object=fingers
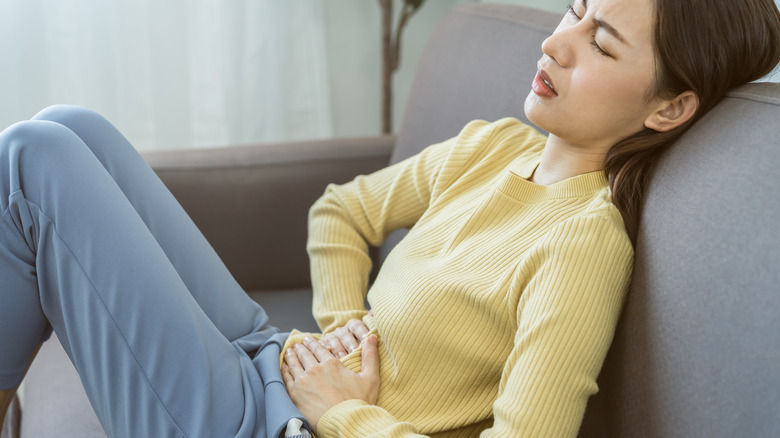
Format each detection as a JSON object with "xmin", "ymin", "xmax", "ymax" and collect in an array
[
  {"xmin": 281, "ymin": 363, "xmax": 294, "ymax": 388},
  {"xmin": 284, "ymin": 348, "xmax": 306, "ymax": 379},
  {"xmin": 346, "ymin": 318, "xmax": 370, "ymax": 343},
  {"xmin": 320, "ymin": 318, "xmax": 370, "ymax": 358},
  {"xmin": 320, "ymin": 333, "xmax": 349, "ymax": 359},
  {"xmin": 334, "ymin": 319, "xmax": 369, "ymax": 354},
  {"xmin": 360, "ymin": 335, "xmax": 380, "ymax": 377},
  {"xmin": 336, "ymin": 328, "xmax": 359, "ymax": 354},
  {"xmin": 303, "ymin": 337, "xmax": 335, "ymax": 363},
  {"xmin": 359, "ymin": 335, "xmax": 381, "ymax": 405},
  {"xmin": 296, "ymin": 343, "xmax": 322, "ymax": 370}
]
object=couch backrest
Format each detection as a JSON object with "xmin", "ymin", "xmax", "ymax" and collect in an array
[
  {"xmin": 392, "ymin": 4, "xmax": 559, "ymax": 164},
  {"xmin": 381, "ymin": 3, "xmax": 559, "ymax": 256},
  {"xmin": 393, "ymin": 4, "xmax": 780, "ymax": 437},
  {"xmin": 580, "ymin": 83, "xmax": 780, "ymax": 437}
]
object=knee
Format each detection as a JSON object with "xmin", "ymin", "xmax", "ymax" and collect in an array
[
  {"xmin": 32, "ymin": 105, "xmax": 107, "ymax": 130},
  {"xmin": 30, "ymin": 106, "xmax": 129, "ymax": 160},
  {"xmin": 0, "ymin": 120, "xmax": 85, "ymax": 167}
]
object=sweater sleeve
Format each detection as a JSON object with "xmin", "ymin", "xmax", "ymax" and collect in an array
[
  {"xmin": 316, "ymin": 400, "xmax": 427, "ymax": 438},
  {"xmin": 307, "ymin": 135, "xmax": 458, "ymax": 333},
  {"xmin": 482, "ymin": 214, "xmax": 634, "ymax": 438}
]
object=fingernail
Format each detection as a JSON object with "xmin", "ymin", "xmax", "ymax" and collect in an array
[
  {"xmin": 337, "ymin": 352, "xmax": 346, "ymax": 358},
  {"xmin": 303, "ymin": 337, "xmax": 312, "ymax": 345}
]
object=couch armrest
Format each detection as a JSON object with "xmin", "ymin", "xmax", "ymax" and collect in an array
[{"xmin": 141, "ymin": 136, "xmax": 394, "ymax": 292}]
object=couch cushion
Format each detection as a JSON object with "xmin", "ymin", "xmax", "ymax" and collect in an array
[
  {"xmin": 20, "ymin": 334, "xmax": 106, "ymax": 438},
  {"xmin": 247, "ymin": 288, "xmax": 319, "ymax": 333},
  {"xmin": 579, "ymin": 82, "xmax": 780, "ymax": 437},
  {"xmin": 1, "ymin": 394, "xmax": 21, "ymax": 438}
]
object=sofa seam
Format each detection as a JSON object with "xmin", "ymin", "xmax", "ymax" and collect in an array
[{"xmin": 150, "ymin": 155, "xmax": 391, "ymax": 173}]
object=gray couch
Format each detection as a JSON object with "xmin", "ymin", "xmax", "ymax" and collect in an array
[{"xmin": 3, "ymin": 3, "xmax": 779, "ymax": 437}]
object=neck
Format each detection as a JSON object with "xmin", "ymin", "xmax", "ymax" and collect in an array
[{"xmin": 531, "ymin": 134, "xmax": 607, "ymax": 186}]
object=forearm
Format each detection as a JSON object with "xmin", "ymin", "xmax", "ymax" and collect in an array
[
  {"xmin": 307, "ymin": 190, "xmax": 375, "ymax": 332},
  {"xmin": 307, "ymin": 135, "xmax": 455, "ymax": 331}
]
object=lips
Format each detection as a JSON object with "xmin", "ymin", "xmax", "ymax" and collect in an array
[{"xmin": 532, "ymin": 63, "xmax": 558, "ymax": 98}]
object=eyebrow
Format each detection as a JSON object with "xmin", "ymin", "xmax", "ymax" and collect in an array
[
  {"xmin": 593, "ymin": 17, "xmax": 630, "ymax": 46},
  {"xmin": 581, "ymin": 0, "xmax": 631, "ymax": 47}
]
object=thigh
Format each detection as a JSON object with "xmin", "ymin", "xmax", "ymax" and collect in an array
[
  {"xmin": 32, "ymin": 105, "xmax": 274, "ymax": 343},
  {"xmin": 0, "ymin": 120, "xmax": 267, "ymax": 437}
]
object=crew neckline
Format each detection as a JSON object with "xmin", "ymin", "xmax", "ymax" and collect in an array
[{"xmin": 500, "ymin": 154, "xmax": 608, "ymax": 202}]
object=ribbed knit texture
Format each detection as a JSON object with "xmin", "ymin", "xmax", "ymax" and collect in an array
[{"xmin": 282, "ymin": 118, "xmax": 634, "ymax": 437}]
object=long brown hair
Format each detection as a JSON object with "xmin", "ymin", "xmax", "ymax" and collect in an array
[{"xmin": 605, "ymin": 0, "xmax": 780, "ymax": 245}]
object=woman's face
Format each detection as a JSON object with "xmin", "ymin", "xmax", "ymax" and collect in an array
[{"xmin": 524, "ymin": 0, "xmax": 660, "ymax": 151}]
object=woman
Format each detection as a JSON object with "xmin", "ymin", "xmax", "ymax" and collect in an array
[
  {"xmin": 280, "ymin": 0, "xmax": 780, "ymax": 436},
  {"xmin": 1, "ymin": 1, "xmax": 778, "ymax": 438}
]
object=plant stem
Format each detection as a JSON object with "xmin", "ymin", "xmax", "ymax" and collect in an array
[{"xmin": 380, "ymin": 0, "xmax": 393, "ymax": 134}]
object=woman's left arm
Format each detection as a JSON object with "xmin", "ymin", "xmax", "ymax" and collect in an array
[{"xmin": 482, "ymin": 215, "xmax": 634, "ymax": 437}]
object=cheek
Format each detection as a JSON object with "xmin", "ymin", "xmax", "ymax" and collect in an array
[{"xmin": 574, "ymin": 69, "xmax": 655, "ymax": 120}]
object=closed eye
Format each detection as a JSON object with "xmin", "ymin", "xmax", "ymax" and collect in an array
[
  {"xmin": 567, "ymin": 4, "xmax": 581, "ymax": 20},
  {"xmin": 566, "ymin": 4, "xmax": 614, "ymax": 59},
  {"xmin": 591, "ymin": 40, "xmax": 612, "ymax": 58}
]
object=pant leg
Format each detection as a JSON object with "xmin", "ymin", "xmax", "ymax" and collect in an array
[
  {"xmin": 0, "ymin": 120, "xmax": 265, "ymax": 437},
  {"xmin": 31, "ymin": 105, "xmax": 276, "ymax": 344}
]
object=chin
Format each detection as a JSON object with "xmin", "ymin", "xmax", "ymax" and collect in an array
[{"xmin": 523, "ymin": 91, "xmax": 552, "ymax": 132}]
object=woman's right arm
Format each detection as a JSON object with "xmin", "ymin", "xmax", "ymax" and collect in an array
[{"xmin": 307, "ymin": 135, "xmax": 457, "ymax": 333}]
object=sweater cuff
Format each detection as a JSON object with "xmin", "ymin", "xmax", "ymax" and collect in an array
[{"xmin": 317, "ymin": 399, "xmax": 420, "ymax": 437}]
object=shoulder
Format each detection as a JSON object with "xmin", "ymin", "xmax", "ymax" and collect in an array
[
  {"xmin": 458, "ymin": 117, "xmax": 545, "ymax": 138},
  {"xmin": 584, "ymin": 185, "xmax": 627, "ymax": 225},
  {"xmin": 426, "ymin": 118, "xmax": 547, "ymax": 196},
  {"xmin": 545, "ymin": 207, "xmax": 634, "ymax": 263},
  {"xmin": 456, "ymin": 118, "xmax": 546, "ymax": 150},
  {"xmin": 446, "ymin": 118, "xmax": 547, "ymax": 168}
]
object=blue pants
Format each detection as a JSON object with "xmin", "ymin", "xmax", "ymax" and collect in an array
[{"xmin": 0, "ymin": 106, "xmax": 302, "ymax": 437}]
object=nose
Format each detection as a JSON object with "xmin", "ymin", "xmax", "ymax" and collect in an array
[{"xmin": 541, "ymin": 27, "xmax": 573, "ymax": 68}]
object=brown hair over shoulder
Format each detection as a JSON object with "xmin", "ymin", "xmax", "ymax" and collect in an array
[{"xmin": 605, "ymin": 0, "xmax": 780, "ymax": 245}]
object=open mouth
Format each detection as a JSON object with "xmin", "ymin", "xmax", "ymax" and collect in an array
[{"xmin": 532, "ymin": 63, "xmax": 558, "ymax": 97}]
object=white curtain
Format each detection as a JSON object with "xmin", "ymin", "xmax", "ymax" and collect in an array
[{"xmin": 0, "ymin": 0, "xmax": 333, "ymax": 150}]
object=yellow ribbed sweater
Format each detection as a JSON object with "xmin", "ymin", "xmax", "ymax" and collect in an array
[{"xmin": 282, "ymin": 118, "xmax": 634, "ymax": 437}]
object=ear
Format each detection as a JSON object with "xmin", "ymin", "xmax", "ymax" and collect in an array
[{"xmin": 644, "ymin": 91, "xmax": 699, "ymax": 133}]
